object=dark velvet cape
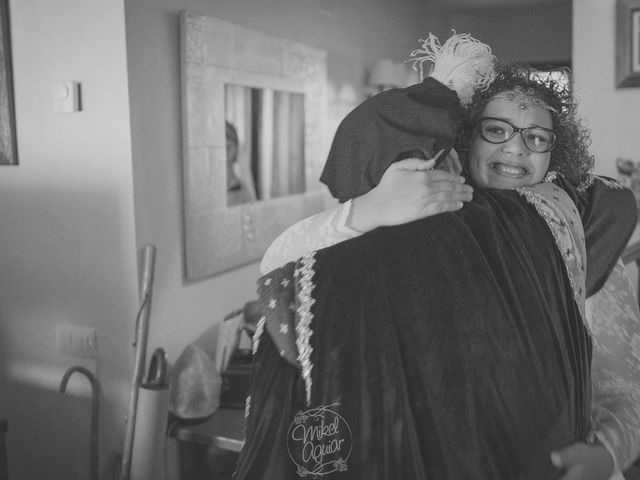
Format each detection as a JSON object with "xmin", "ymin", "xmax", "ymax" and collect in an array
[{"xmin": 234, "ymin": 182, "xmax": 631, "ymax": 480}]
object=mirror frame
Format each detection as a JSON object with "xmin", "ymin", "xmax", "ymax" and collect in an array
[
  {"xmin": 0, "ymin": 0, "xmax": 17, "ymax": 165},
  {"xmin": 180, "ymin": 11, "xmax": 329, "ymax": 279}
]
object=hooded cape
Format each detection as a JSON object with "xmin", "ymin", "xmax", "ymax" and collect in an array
[{"xmin": 320, "ymin": 77, "xmax": 459, "ymax": 203}]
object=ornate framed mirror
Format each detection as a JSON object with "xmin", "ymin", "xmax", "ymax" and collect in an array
[{"xmin": 180, "ymin": 11, "xmax": 329, "ymax": 278}]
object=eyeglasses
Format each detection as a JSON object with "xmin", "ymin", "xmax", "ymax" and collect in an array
[{"xmin": 477, "ymin": 117, "xmax": 557, "ymax": 153}]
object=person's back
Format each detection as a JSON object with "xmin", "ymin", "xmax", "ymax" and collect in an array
[
  {"xmin": 236, "ymin": 183, "xmax": 590, "ymax": 479},
  {"xmin": 238, "ymin": 36, "xmax": 640, "ymax": 479}
]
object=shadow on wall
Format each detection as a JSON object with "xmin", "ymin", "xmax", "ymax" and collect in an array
[
  {"xmin": 4, "ymin": 382, "xmax": 92, "ymax": 479},
  {"xmin": 0, "ymin": 323, "xmax": 8, "ymax": 477},
  {"xmin": 0, "ymin": 184, "xmax": 139, "ymax": 480}
]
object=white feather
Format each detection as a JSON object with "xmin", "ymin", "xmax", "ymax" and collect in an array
[{"xmin": 409, "ymin": 32, "xmax": 496, "ymax": 106}]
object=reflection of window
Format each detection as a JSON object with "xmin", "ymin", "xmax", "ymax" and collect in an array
[{"xmin": 225, "ymin": 84, "xmax": 306, "ymax": 204}]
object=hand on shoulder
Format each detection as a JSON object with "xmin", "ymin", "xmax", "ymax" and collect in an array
[{"xmin": 349, "ymin": 150, "xmax": 473, "ymax": 232}]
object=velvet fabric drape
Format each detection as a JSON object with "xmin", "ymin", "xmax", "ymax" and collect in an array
[{"xmin": 234, "ymin": 188, "xmax": 592, "ymax": 480}]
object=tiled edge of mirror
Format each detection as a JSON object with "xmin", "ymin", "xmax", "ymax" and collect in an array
[
  {"xmin": 180, "ymin": 11, "xmax": 329, "ymax": 279},
  {"xmin": 0, "ymin": 0, "xmax": 17, "ymax": 165}
]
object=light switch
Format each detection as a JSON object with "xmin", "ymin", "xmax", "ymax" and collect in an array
[{"xmin": 54, "ymin": 81, "xmax": 81, "ymax": 112}]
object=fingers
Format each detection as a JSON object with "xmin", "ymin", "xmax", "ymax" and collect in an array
[
  {"xmin": 551, "ymin": 443, "xmax": 614, "ymax": 480},
  {"xmin": 424, "ymin": 168, "xmax": 467, "ymax": 183},
  {"xmin": 387, "ymin": 154, "xmax": 467, "ymax": 184},
  {"xmin": 411, "ymin": 172, "xmax": 474, "ymax": 209},
  {"xmin": 550, "ymin": 451, "xmax": 564, "ymax": 469},
  {"xmin": 551, "ymin": 447, "xmax": 584, "ymax": 480},
  {"xmin": 419, "ymin": 200, "xmax": 465, "ymax": 217},
  {"xmin": 416, "ymin": 176, "xmax": 473, "ymax": 197},
  {"xmin": 413, "ymin": 180, "xmax": 473, "ymax": 219},
  {"xmin": 373, "ymin": 151, "xmax": 474, "ymax": 225},
  {"xmin": 393, "ymin": 157, "xmax": 436, "ymax": 171},
  {"xmin": 424, "ymin": 188, "xmax": 474, "ymax": 205},
  {"xmin": 551, "ymin": 443, "xmax": 588, "ymax": 469},
  {"xmin": 392, "ymin": 149, "xmax": 446, "ymax": 172}
]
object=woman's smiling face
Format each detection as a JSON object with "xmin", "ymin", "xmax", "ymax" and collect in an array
[{"xmin": 468, "ymin": 94, "xmax": 553, "ymax": 189}]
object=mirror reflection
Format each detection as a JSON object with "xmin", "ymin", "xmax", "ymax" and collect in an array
[{"xmin": 225, "ymin": 84, "xmax": 306, "ymax": 206}]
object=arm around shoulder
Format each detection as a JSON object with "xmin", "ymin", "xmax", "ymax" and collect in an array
[{"xmin": 259, "ymin": 200, "xmax": 362, "ymax": 274}]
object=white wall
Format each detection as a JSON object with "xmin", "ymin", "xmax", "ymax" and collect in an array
[
  {"xmin": 573, "ymin": 0, "xmax": 640, "ymax": 178},
  {"xmin": 444, "ymin": 2, "xmax": 572, "ymax": 64},
  {"xmin": 0, "ymin": 0, "xmax": 138, "ymax": 478}
]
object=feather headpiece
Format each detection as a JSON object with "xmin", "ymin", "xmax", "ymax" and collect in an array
[{"xmin": 409, "ymin": 32, "xmax": 496, "ymax": 106}]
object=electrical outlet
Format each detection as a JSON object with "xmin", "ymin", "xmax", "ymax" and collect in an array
[{"xmin": 56, "ymin": 324, "xmax": 97, "ymax": 359}]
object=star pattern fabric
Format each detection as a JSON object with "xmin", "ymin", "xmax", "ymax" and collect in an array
[{"xmin": 256, "ymin": 262, "xmax": 300, "ymax": 368}]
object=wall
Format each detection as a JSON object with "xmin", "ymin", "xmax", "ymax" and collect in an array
[
  {"xmin": 443, "ymin": 2, "xmax": 572, "ymax": 64},
  {"xmin": 123, "ymin": 0, "xmax": 444, "ymax": 374},
  {"xmin": 123, "ymin": 0, "xmax": 573, "ymax": 371},
  {"xmin": 0, "ymin": 0, "xmax": 138, "ymax": 479},
  {"xmin": 573, "ymin": 0, "xmax": 640, "ymax": 178}
]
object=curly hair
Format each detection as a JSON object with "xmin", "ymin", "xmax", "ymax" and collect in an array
[{"xmin": 454, "ymin": 63, "xmax": 594, "ymax": 184}]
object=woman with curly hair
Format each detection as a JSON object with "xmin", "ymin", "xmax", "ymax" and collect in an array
[
  {"xmin": 235, "ymin": 36, "xmax": 640, "ymax": 480},
  {"xmin": 455, "ymin": 63, "xmax": 594, "ymax": 187}
]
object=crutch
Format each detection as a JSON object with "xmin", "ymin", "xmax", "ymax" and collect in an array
[{"xmin": 119, "ymin": 244, "xmax": 157, "ymax": 480}]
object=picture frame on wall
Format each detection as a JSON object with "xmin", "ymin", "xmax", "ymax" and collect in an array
[
  {"xmin": 0, "ymin": 0, "xmax": 17, "ymax": 165},
  {"xmin": 616, "ymin": 0, "xmax": 640, "ymax": 88}
]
